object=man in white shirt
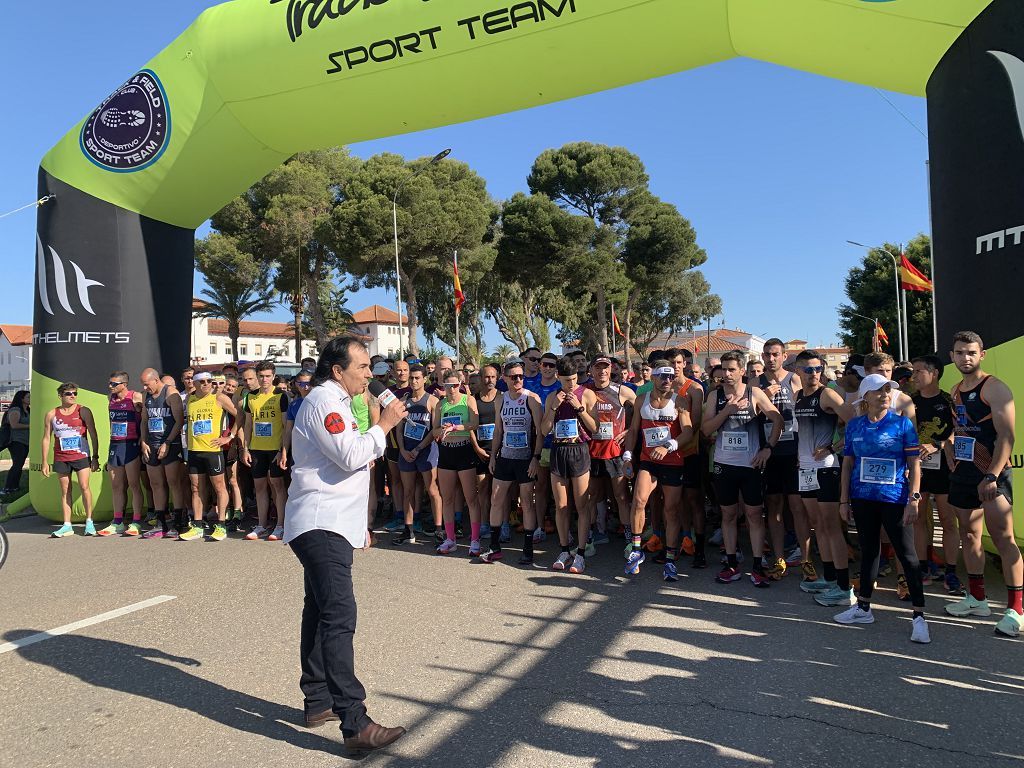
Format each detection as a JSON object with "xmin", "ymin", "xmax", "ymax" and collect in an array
[{"xmin": 284, "ymin": 336, "xmax": 408, "ymax": 755}]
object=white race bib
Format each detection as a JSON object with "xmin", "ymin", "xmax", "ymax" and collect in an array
[
  {"xmin": 111, "ymin": 422, "xmax": 128, "ymax": 438},
  {"xmin": 503, "ymin": 430, "xmax": 528, "ymax": 449},
  {"xmin": 643, "ymin": 426, "xmax": 670, "ymax": 448},
  {"xmin": 255, "ymin": 422, "xmax": 273, "ymax": 438},
  {"xmin": 147, "ymin": 416, "xmax": 164, "ymax": 434},
  {"xmin": 798, "ymin": 468, "xmax": 819, "ymax": 492},
  {"xmin": 860, "ymin": 457, "xmax": 897, "ymax": 485},
  {"xmin": 59, "ymin": 436, "xmax": 81, "ymax": 452},
  {"xmin": 477, "ymin": 423, "xmax": 495, "ymax": 442},
  {"xmin": 595, "ymin": 422, "xmax": 615, "ymax": 440},
  {"xmin": 953, "ymin": 436, "xmax": 975, "ymax": 462},
  {"xmin": 920, "ymin": 449, "xmax": 941, "ymax": 471},
  {"xmin": 404, "ymin": 420, "xmax": 428, "ymax": 441},
  {"xmin": 722, "ymin": 430, "xmax": 749, "ymax": 452},
  {"xmin": 192, "ymin": 419, "xmax": 212, "ymax": 437},
  {"xmin": 555, "ymin": 419, "xmax": 579, "ymax": 440}
]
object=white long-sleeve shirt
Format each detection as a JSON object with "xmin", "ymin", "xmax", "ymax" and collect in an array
[{"xmin": 283, "ymin": 379, "xmax": 385, "ymax": 548}]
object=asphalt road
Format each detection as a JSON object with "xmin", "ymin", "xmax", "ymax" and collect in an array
[{"xmin": 1, "ymin": 514, "xmax": 1021, "ymax": 768}]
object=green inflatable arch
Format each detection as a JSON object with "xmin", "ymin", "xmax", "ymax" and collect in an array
[{"xmin": 23, "ymin": 0, "xmax": 1024, "ymax": 548}]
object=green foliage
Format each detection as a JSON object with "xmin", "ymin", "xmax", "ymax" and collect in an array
[{"xmin": 838, "ymin": 234, "xmax": 934, "ymax": 358}]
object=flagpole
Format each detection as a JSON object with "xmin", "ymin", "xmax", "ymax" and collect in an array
[
  {"xmin": 454, "ymin": 250, "xmax": 460, "ymax": 365},
  {"xmin": 901, "ymin": 289, "xmax": 909, "ymax": 360}
]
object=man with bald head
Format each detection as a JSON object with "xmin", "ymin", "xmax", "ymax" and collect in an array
[{"xmin": 139, "ymin": 368, "xmax": 186, "ymax": 538}]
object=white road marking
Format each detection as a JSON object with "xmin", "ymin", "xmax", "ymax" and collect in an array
[{"xmin": 0, "ymin": 595, "xmax": 176, "ymax": 655}]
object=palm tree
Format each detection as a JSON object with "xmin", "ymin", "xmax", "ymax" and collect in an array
[
  {"xmin": 195, "ymin": 283, "xmax": 278, "ymax": 361},
  {"xmin": 491, "ymin": 343, "xmax": 516, "ymax": 362}
]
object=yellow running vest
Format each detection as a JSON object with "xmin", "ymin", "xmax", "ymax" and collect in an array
[
  {"xmin": 247, "ymin": 391, "xmax": 286, "ymax": 451},
  {"xmin": 187, "ymin": 393, "xmax": 225, "ymax": 453}
]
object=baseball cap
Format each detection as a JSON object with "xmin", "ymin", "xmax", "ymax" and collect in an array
[
  {"xmin": 893, "ymin": 366, "xmax": 913, "ymax": 382},
  {"xmin": 591, "ymin": 356, "xmax": 612, "ymax": 367},
  {"xmin": 372, "ymin": 361, "xmax": 391, "ymax": 376},
  {"xmin": 855, "ymin": 373, "xmax": 899, "ymax": 405}
]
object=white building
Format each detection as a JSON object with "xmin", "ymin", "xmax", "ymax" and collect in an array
[
  {"xmin": 0, "ymin": 325, "xmax": 32, "ymax": 398},
  {"xmin": 351, "ymin": 305, "xmax": 410, "ymax": 359},
  {"xmin": 191, "ymin": 299, "xmax": 318, "ymax": 365}
]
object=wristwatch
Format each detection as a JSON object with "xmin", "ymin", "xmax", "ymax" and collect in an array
[
  {"xmin": 983, "ymin": 473, "xmax": 997, "ymax": 484},
  {"xmin": 910, "ymin": 492, "xmax": 922, "ymax": 502}
]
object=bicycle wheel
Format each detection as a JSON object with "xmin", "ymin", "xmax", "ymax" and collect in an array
[{"xmin": 0, "ymin": 525, "xmax": 8, "ymax": 570}]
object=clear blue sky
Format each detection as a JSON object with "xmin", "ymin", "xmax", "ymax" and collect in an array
[{"xmin": 1, "ymin": 1, "xmax": 931, "ymax": 354}]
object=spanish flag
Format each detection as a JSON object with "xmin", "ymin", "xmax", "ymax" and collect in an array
[
  {"xmin": 453, "ymin": 255, "xmax": 465, "ymax": 315},
  {"xmin": 899, "ymin": 252, "xmax": 932, "ymax": 293},
  {"xmin": 876, "ymin": 322, "xmax": 890, "ymax": 348},
  {"xmin": 612, "ymin": 307, "xmax": 625, "ymax": 338}
]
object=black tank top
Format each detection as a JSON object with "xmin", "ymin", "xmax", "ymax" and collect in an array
[
  {"xmin": 144, "ymin": 385, "xmax": 179, "ymax": 447},
  {"xmin": 476, "ymin": 393, "xmax": 497, "ymax": 451},
  {"xmin": 952, "ymin": 376, "xmax": 1003, "ymax": 477}
]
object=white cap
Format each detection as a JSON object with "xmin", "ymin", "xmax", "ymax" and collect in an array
[
  {"xmin": 193, "ymin": 372, "xmax": 212, "ymax": 382},
  {"xmin": 372, "ymin": 362, "xmax": 391, "ymax": 376},
  {"xmin": 855, "ymin": 373, "xmax": 898, "ymax": 405}
]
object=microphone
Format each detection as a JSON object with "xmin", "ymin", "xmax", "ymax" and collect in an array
[{"xmin": 368, "ymin": 380, "xmax": 397, "ymax": 409}]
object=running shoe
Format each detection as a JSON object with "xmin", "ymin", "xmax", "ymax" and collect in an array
[
  {"xmin": 799, "ymin": 578, "xmax": 832, "ymax": 594},
  {"xmin": 469, "ymin": 539, "xmax": 482, "ymax": 557},
  {"xmin": 479, "ymin": 549, "xmax": 503, "ymax": 564},
  {"xmin": 592, "ymin": 530, "xmax": 610, "ymax": 546},
  {"xmin": 84, "ymin": 520, "xmax": 97, "ymax": 536},
  {"xmin": 210, "ymin": 524, "xmax": 227, "ymax": 542},
  {"xmin": 51, "ymin": 523, "xmax": 74, "ymax": 538},
  {"xmin": 801, "ymin": 561, "xmax": 819, "ymax": 583},
  {"xmin": 785, "ymin": 546, "xmax": 804, "ymax": 567},
  {"xmin": 434, "ymin": 528, "xmax": 445, "ymax": 544},
  {"xmin": 178, "ymin": 524, "xmax": 205, "ymax": 542},
  {"xmin": 624, "ymin": 549, "xmax": 645, "ymax": 575},
  {"xmin": 715, "ymin": 566, "xmax": 742, "ymax": 584},
  {"xmin": 995, "ymin": 609, "xmax": 1023, "ymax": 638},
  {"xmin": 584, "ymin": 540, "xmax": 596, "ymax": 558},
  {"xmin": 623, "ymin": 541, "xmax": 634, "ymax": 559},
  {"xmin": 663, "ymin": 561, "xmax": 678, "ymax": 582},
  {"xmin": 97, "ymin": 522, "xmax": 124, "ymax": 537},
  {"xmin": 944, "ymin": 594, "xmax": 992, "ymax": 617},
  {"xmin": 708, "ymin": 527, "xmax": 723, "ymax": 546},
  {"xmin": 720, "ymin": 550, "xmax": 745, "ymax": 566},
  {"xmin": 517, "ymin": 553, "xmax": 534, "ymax": 565},
  {"xmin": 766, "ymin": 557, "xmax": 786, "ymax": 581},
  {"xmin": 268, "ymin": 526, "xmax": 284, "ymax": 541},
  {"xmin": 479, "ymin": 523, "xmax": 491, "ymax": 538},
  {"xmin": 392, "ymin": 531, "xmax": 416, "ymax": 546},
  {"xmin": 568, "ymin": 554, "xmax": 586, "ymax": 574},
  {"xmin": 749, "ymin": 571, "xmax": 771, "ymax": 589},
  {"xmin": 551, "ymin": 552, "xmax": 572, "ymax": 571},
  {"xmin": 643, "ymin": 534, "xmax": 662, "ymax": 553},
  {"xmin": 944, "ymin": 572, "xmax": 965, "ymax": 596},
  {"xmin": 125, "ymin": 522, "xmax": 142, "ymax": 536},
  {"xmin": 877, "ymin": 558, "xmax": 893, "ymax": 577},
  {"xmin": 815, "ymin": 586, "xmax": 855, "ymax": 607},
  {"xmin": 165, "ymin": 528, "xmax": 178, "ymax": 540},
  {"xmin": 532, "ymin": 528, "xmax": 546, "ymax": 543},
  {"xmin": 142, "ymin": 528, "xmax": 170, "ymax": 539},
  {"xmin": 910, "ymin": 616, "xmax": 931, "ymax": 644},
  {"xmin": 245, "ymin": 525, "xmax": 268, "ymax": 541},
  {"xmin": 921, "ymin": 570, "xmax": 933, "ymax": 587},
  {"xmin": 145, "ymin": 514, "xmax": 158, "ymax": 528},
  {"xmin": 896, "ymin": 575, "xmax": 910, "ymax": 602},
  {"xmin": 691, "ymin": 550, "xmax": 707, "ymax": 569},
  {"xmin": 500, "ymin": 522, "xmax": 511, "ymax": 543},
  {"xmin": 382, "ymin": 517, "xmax": 404, "ymax": 533},
  {"xmin": 834, "ymin": 605, "xmax": 875, "ymax": 625},
  {"xmin": 436, "ymin": 538, "xmax": 458, "ymax": 555}
]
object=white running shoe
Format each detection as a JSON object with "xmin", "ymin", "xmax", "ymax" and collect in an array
[
  {"xmin": 551, "ymin": 552, "xmax": 572, "ymax": 571},
  {"xmin": 532, "ymin": 528, "xmax": 546, "ymax": 543},
  {"xmin": 944, "ymin": 594, "xmax": 991, "ymax": 618},
  {"xmin": 436, "ymin": 538, "xmax": 458, "ymax": 555},
  {"xmin": 910, "ymin": 615, "xmax": 931, "ymax": 644},
  {"xmin": 568, "ymin": 554, "xmax": 586, "ymax": 574},
  {"xmin": 245, "ymin": 525, "xmax": 268, "ymax": 541},
  {"xmin": 469, "ymin": 539, "xmax": 481, "ymax": 557},
  {"xmin": 834, "ymin": 605, "xmax": 875, "ymax": 625}
]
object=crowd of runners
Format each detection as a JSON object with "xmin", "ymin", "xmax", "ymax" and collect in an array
[{"xmin": 38, "ymin": 332, "xmax": 1022, "ymax": 643}]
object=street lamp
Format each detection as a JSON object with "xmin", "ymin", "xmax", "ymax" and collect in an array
[
  {"xmin": 392, "ymin": 148, "xmax": 452, "ymax": 358},
  {"xmin": 846, "ymin": 240, "xmax": 904, "ymax": 362},
  {"xmin": 849, "ymin": 310, "xmax": 881, "ymax": 352}
]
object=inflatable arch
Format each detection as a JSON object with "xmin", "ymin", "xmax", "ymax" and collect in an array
[{"xmin": 21, "ymin": 0, "xmax": 1024, "ymax": 546}]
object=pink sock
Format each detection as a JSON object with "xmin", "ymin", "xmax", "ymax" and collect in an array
[
  {"xmin": 471, "ymin": 522, "xmax": 481, "ymax": 542},
  {"xmin": 445, "ymin": 521, "xmax": 456, "ymax": 541}
]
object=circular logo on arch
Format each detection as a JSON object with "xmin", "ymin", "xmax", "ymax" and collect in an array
[{"xmin": 80, "ymin": 69, "xmax": 170, "ymax": 173}]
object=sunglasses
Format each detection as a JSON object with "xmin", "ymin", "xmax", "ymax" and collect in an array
[
  {"xmin": 296, "ymin": 382, "xmax": 311, "ymax": 389},
  {"xmin": 524, "ymin": 357, "xmax": 541, "ymax": 363},
  {"xmin": 61, "ymin": 391, "xmax": 78, "ymax": 397},
  {"xmin": 802, "ymin": 366, "xmax": 824, "ymax": 374},
  {"xmin": 443, "ymin": 382, "xmax": 460, "ymax": 388},
  {"xmin": 541, "ymin": 362, "xmax": 556, "ymax": 368},
  {"xmin": 108, "ymin": 381, "xmax": 124, "ymax": 388},
  {"xmin": 507, "ymin": 373, "xmax": 525, "ymax": 381},
  {"xmin": 654, "ymin": 373, "xmax": 676, "ymax": 380}
]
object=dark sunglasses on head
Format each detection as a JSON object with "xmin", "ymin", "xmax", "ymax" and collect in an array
[
  {"xmin": 802, "ymin": 366, "xmax": 824, "ymax": 374},
  {"xmin": 541, "ymin": 361, "xmax": 556, "ymax": 368},
  {"xmin": 61, "ymin": 391, "xmax": 78, "ymax": 397}
]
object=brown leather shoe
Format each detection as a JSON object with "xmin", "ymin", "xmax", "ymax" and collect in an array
[
  {"xmin": 343, "ymin": 721, "xmax": 407, "ymax": 753},
  {"xmin": 304, "ymin": 709, "xmax": 339, "ymax": 728}
]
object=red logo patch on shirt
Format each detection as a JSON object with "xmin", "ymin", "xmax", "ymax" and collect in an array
[{"xmin": 324, "ymin": 412, "xmax": 346, "ymax": 434}]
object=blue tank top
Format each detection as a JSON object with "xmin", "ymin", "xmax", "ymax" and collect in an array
[{"xmin": 529, "ymin": 378, "xmax": 562, "ymax": 449}]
